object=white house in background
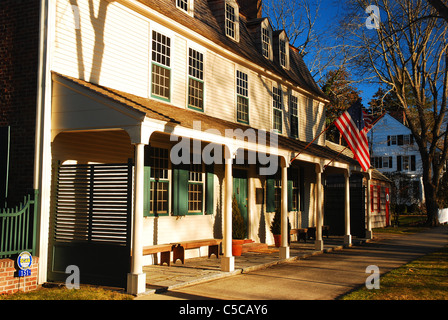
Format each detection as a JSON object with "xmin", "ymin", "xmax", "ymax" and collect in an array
[{"xmin": 368, "ymin": 113, "xmax": 424, "ymax": 205}]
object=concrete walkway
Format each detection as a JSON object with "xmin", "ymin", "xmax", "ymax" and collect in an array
[
  {"xmin": 141, "ymin": 236, "xmax": 352, "ymax": 294},
  {"xmin": 136, "ymin": 226, "xmax": 447, "ymax": 299}
]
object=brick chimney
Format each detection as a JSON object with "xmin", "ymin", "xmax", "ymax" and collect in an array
[{"xmin": 238, "ymin": 0, "xmax": 262, "ymax": 19}]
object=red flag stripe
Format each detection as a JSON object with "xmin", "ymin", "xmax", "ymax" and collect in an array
[
  {"xmin": 337, "ymin": 114, "xmax": 370, "ymax": 170},
  {"xmin": 362, "ymin": 110, "xmax": 373, "ymax": 131},
  {"xmin": 335, "ymin": 112, "xmax": 370, "ymax": 171},
  {"xmin": 337, "ymin": 113, "xmax": 370, "ymax": 160}
]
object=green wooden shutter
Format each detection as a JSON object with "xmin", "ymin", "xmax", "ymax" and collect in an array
[
  {"xmin": 287, "ymin": 168, "xmax": 296, "ymax": 212},
  {"xmin": 266, "ymin": 177, "xmax": 275, "ymax": 212},
  {"xmin": 143, "ymin": 166, "xmax": 151, "ymax": 217},
  {"xmin": 143, "ymin": 145, "xmax": 151, "ymax": 217},
  {"xmin": 205, "ymin": 164, "xmax": 214, "ymax": 215},
  {"xmin": 287, "ymin": 179, "xmax": 293, "ymax": 211},
  {"xmin": 299, "ymin": 167, "xmax": 305, "ymax": 211},
  {"xmin": 172, "ymin": 163, "xmax": 189, "ymax": 216}
]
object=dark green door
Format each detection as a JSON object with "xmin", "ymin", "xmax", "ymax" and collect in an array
[
  {"xmin": 48, "ymin": 162, "xmax": 132, "ymax": 288},
  {"xmin": 233, "ymin": 169, "xmax": 248, "ymax": 238}
]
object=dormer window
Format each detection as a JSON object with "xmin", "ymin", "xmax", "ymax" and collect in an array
[
  {"xmin": 280, "ymin": 40, "xmax": 287, "ymax": 67},
  {"xmin": 262, "ymin": 27, "xmax": 271, "ymax": 59},
  {"xmin": 177, "ymin": 0, "xmax": 194, "ymax": 16},
  {"xmin": 225, "ymin": 1, "xmax": 239, "ymax": 41},
  {"xmin": 275, "ymin": 31, "xmax": 289, "ymax": 69}
]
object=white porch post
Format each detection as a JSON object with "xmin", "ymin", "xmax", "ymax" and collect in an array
[
  {"xmin": 280, "ymin": 160, "xmax": 290, "ymax": 259},
  {"xmin": 221, "ymin": 148, "xmax": 235, "ymax": 272},
  {"xmin": 127, "ymin": 143, "xmax": 147, "ymax": 294},
  {"xmin": 344, "ymin": 169, "xmax": 352, "ymax": 246},
  {"xmin": 315, "ymin": 164, "xmax": 324, "ymax": 251},
  {"xmin": 366, "ymin": 169, "xmax": 373, "ymax": 240}
]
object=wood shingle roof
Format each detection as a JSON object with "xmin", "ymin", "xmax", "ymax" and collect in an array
[{"xmin": 137, "ymin": 0, "xmax": 327, "ymax": 100}]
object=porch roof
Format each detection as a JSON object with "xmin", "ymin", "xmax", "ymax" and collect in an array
[{"xmin": 52, "ymin": 72, "xmax": 358, "ymax": 168}]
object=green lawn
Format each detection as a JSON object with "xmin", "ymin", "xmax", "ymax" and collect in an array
[
  {"xmin": 341, "ymin": 245, "xmax": 448, "ymax": 300},
  {"xmin": 0, "ymin": 284, "xmax": 134, "ymax": 300},
  {"xmin": 373, "ymin": 215, "xmax": 429, "ymax": 235}
]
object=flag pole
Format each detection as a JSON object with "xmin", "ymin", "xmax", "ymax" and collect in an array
[
  {"xmin": 290, "ymin": 124, "xmax": 332, "ymax": 164},
  {"xmin": 323, "ymin": 145, "xmax": 349, "ymax": 170}
]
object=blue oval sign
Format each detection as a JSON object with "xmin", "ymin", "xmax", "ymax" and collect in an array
[{"xmin": 17, "ymin": 251, "xmax": 32, "ymax": 270}]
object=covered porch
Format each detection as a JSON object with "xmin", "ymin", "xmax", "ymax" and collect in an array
[{"xmin": 48, "ymin": 72, "xmax": 371, "ymax": 295}]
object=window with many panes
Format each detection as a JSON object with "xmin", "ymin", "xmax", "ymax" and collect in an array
[
  {"xmin": 388, "ymin": 134, "xmax": 413, "ymax": 146},
  {"xmin": 236, "ymin": 70, "xmax": 249, "ymax": 124},
  {"xmin": 291, "ymin": 174, "xmax": 299, "ymax": 211},
  {"xmin": 148, "ymin": 147, "xmax": 170, "ymax": 215},
  {"xmin": 262, "ymin": 27, "xmax": 271, "ymax": 59},
  {"xmin": 290, "ymin": 94, "xmax": 298, "ymax": 138},
  {"xmin": 177, "ymin": 0, "xmax": 188, "ymax": 11},
  {"xmin": 188, "ymin": 163, "xmax": 204, "ymax": 213},
  {"xmin": 279, "ymin": 40, "xmax": 287, "ymax": 68},
  {"xmin": 274, "ymin": 177, "xmax": 281, "ymax": 211},
  {"xmin": 176, "ymin": 0, "xmax": 194, "ymax": 15},
  {"xmin": 225, "ymin": 3, "xmax": 237, "ymax": 40},
  {"xmin": 372, "ymin": 156, "xmax": 392, "ymax": 169},
  {"xmin": 151, "ymin": 31, "xmax": 171, "ymax": 101},
  {"xmin": 273, "ymin": 86, "xmax": 283, "ymax": 132},
  {"xmin": 188, "ymin": 48, "xmax": 204, "ymax": 111}
]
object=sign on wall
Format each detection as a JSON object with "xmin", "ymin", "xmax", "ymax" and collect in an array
[{"xmin": 17, "ymin": 251, "xmax": 32, "ymax": 277}]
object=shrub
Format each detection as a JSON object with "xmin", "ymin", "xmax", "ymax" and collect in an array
[{"xmin": 232, "ymin": 196, "xmax": 245, "ymax": 240}]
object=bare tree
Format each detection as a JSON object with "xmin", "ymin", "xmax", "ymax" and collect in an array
[
  {"xmin": 340, "ymin": 0, "xmax": 448, "ymax": 226},
  {"xmin": 426, "ymin": 0, "xmax": 448, "ymax": 22},
  {"xmin": 263, "ymin": 0, "xmax": 350, "ymax": 83}
]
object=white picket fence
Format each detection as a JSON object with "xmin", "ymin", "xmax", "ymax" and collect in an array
[{"xmin": 438, "ymin": 208, "xmax": 448, "ymax": 224}]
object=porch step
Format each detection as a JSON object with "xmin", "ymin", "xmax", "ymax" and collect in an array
[{"xmin": 242, "ymin": 242, "xmax": 269, "ymax": 253}]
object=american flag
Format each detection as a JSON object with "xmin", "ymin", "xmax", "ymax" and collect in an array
[
  {"xmin": 363, "ymin": 109, "xmax": 374, "ymax": 132},
  {"xmin": 334, "ymin": 100, "xmax": 370, "ymax": 171}
]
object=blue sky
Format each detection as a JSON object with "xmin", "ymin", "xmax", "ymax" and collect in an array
[{"xmin": 295, "ymin": 0, "xmax": 379, "ymax": 106}]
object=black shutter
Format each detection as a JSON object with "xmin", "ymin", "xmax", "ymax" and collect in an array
[
  {"xmin": 397, "ymin": 156, "xmax": 402, "ymax": 171},
  {"xmin": 411, "ymin": 155, "xmax": 416, "ymax": 171},
  {"xmin": 398, "ymin": 135, "xmax": 404, "ymax": 145},
  {"xmin": 387, "ymin": 135, "xmax": 390, "ymax": 146},
  {"xmin": 266, "ymin": 177, "xmax": 275, "ymax": 212}
]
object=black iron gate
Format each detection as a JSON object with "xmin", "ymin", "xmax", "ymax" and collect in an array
[
  {"xmin": 48, "ymin": 160, "xmax": 133, "ymax": 288},
  {"xmin": 350, "ymin": 174, "xmax": 366, "ymax": 238},
  {"xmin": 324, "ymin": 175, "xmax": 345, "ymax": 235},
  {"xmin": 324, "ymin": 174, "xmax": 366, "ymax": 237}
]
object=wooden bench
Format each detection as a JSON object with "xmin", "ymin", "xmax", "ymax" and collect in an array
[
  {"xmin": 143, "ymin": 244, "xmax": 174, "ymax": 266},
  {"xmin": 307, "ymin": 225, "xmax": 330, "ymax": 240},
  {"xmin": 172, "ymin": 239, "xmax": 222, "ymax": 264},
  {"xmin": 290, "ymin": 228, "xmax": 308, "ymax": 242}
]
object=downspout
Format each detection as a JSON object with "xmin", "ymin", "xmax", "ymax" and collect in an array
[{"xmin": 34, "ymin": 0, "xmax": 54, "ymax": 285}]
